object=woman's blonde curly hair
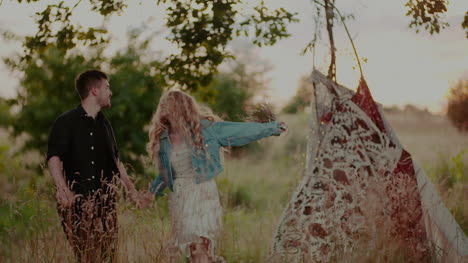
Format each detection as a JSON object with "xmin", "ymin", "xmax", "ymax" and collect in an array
[{"xmin": 147, "ymin": 90, "xmax": 221, "ymax": 164}]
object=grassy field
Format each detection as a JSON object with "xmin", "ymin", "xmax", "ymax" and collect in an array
[{"xmin": 0, "ymin": 110, "xmax": 467, "ymax": 262}]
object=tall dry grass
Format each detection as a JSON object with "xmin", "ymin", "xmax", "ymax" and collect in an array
[{"xmin": 1, "ymin": 111, "xmax": 467, "ymax": 262}]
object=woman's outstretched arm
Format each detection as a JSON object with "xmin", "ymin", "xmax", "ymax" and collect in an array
[{"xmin": 211, "ymin": 121, "xmax": 284, "ymax": 147}]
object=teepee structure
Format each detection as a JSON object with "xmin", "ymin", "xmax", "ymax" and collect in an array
[{"xmin": 269, "ymin": 69, "xmax": 468, "ymax": 262}]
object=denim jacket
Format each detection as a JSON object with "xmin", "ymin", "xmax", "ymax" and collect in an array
[{"xmin": 150, "ymin": 119, "xmax": 281, "ymax": 196}]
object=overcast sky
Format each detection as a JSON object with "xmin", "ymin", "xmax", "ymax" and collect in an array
[{"xmin": 0, "ymin": 0, "xmax": 467, "ymax": 113}]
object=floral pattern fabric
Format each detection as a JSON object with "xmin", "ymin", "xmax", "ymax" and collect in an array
[{"xmin": 269, "ymin": 71, "xmax": 467, "ymax": 262}]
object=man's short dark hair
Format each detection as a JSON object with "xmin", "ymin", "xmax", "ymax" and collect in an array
[{"xmin": 75, "ymin": 70, "xmax": 108, "ymax": 99}]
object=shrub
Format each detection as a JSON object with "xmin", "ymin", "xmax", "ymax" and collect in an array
[{"xmin": 447, "ymin": 79, "xmax": 468, "ymax": 132}]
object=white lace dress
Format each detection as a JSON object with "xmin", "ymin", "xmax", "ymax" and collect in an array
[{"xmin": 169, "ymin": 143, "xmax": 223, "ymax": 257}]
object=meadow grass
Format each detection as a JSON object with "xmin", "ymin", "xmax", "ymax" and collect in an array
[{"xmin": 0, "ymin": 111, "xmax": 466, "ymax": 262}]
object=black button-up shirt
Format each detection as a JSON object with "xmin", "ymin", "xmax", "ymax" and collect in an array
[{"xmin": 47, "ymin": 105, "xmax": 120, "ymax": 196}]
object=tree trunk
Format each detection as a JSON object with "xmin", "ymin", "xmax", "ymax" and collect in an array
[{"xmin": 324, "ymin": 0, "xmax": 336, "ymax": 82}]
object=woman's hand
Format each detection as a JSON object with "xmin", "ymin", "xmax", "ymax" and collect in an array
[
  {"xmin": 137, "ymin": 190, "xmax": 155, "ymax": 209},
  {"xmin": 272, "ymin": 121, "xmax": 287, "ymax": 136},
  {"xmin": 279, "ymin": 121, "xmax": 288, "ymax": 133},
  {"xmin": 129, "ymin": 189, "xmax": 154, "ymax": 209}
]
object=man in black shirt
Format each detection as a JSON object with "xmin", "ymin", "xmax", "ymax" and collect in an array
[{"xmin": 47, "ymin": 70, "xmax": 151, "ymax": 262}]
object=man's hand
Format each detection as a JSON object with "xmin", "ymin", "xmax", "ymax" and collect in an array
[
  {"xmin": 56, "ymin": 186, "xmax": 75, "ymax": 209},
  {"xmin": 48, "ymin": 156, "xmax": 77, "ymax": 209}
]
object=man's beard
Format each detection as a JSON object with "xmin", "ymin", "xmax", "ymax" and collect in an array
[{"xmin": 100, "ymin": 97, "xmax": 111, "ymax": 108}]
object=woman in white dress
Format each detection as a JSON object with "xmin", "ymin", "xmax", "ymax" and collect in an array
[{"xmin": 147, "ymin": 90, "xmax": 286, "ymax": 262}]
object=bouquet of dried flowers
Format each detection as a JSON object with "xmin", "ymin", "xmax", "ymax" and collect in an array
[{"xmin": 246, "ymin": 103, "xmax": 277, "ymax": 123}]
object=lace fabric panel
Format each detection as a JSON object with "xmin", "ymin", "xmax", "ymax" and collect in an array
[{"xmin": 270, "ymin": 70, "xmax": 467, "ymax": 262}]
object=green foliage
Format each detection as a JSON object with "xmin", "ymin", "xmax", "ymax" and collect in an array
[
  {"xmin": 144, "ymin": 0, "xmax": 298, "ymax": 90},
  {"xmin": 13, "ymin": 0, "xmax": 298, "ymax": 91},
  {"xmin": 195, "ymin": 60, "xmax": 266, "ymax": 121},
  {"xmin": 282, "ymin": 76, "xmax": 313, "ymax": 114},
  {"xmin": 217, "ymin": 177, "xmax": 255, "ymax": 210},
  {"xmin": 0, "ymin": 143, "xmax": 23, "ymax": 189},
  {"xmin": 23, "ymin": 2, "xmax": 109, "ymax": 58},
  {"xmin": 404, "ymin": 0, "xmax": 449, "ymax": 35},
  {"xmin": 0, "ymin": 99, "xmax": 13, "ymax": 127},
  {"xmin": 427, "ymin": 150, "xmax": 468, "ymax": 235},
  {"xmin": 0, "ymin": 140, "xmax": 53, "ymax": 247},
  {"xmin": 198, "ymin": 74, "xmax": 249, "ymax": 121},
  {"xmin": 431, "ymin": 150, "xmax": 467, "ymax": 189},
  {"xmin": 449, "ymin": 150, "xmax": 466, "ymax": 183},
  {"xmin": 282, "ymin": 95, "xmax": 308, "ymax": 114},
  {"xmin": 447, "ymin": 79, "xmax": 468, "ymax": 133},
  {"xmin": 89, "ymin": 0, "xmax": 127, "ymax": 16},
  {"xmin": 463, "ymin": 12, "xmax": 468, "ymax": 38},
  {"xmin": 0, "ymin": 197, "xmax": 56, "ymax": 242}
]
